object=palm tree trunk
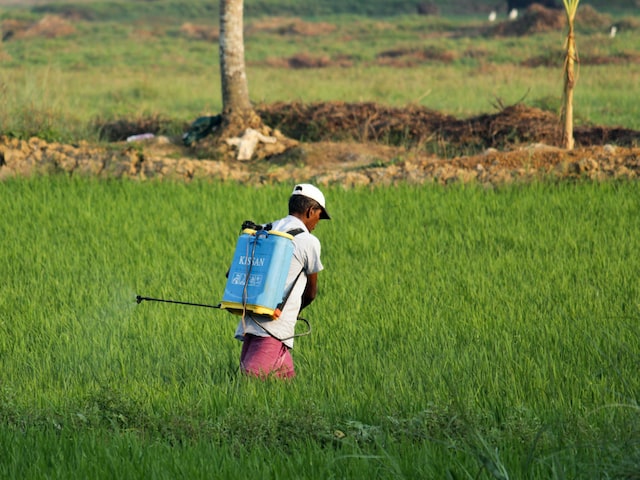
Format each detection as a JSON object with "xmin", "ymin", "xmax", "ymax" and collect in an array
[
  {"xmin": 562, "ymin": 24, "xmax": 577, "ymax": 150},
  {"xmin": 561, "ymin": 0, "xmax": 580, "ymax": 150},
  {"xmin": 219, "ymin": 0, "xmax": 252, "ymax": 117}
]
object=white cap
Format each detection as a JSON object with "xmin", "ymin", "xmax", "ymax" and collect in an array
[{"xmin": 291, "ymin": 184, "xmax": 331, "ymax": 220}]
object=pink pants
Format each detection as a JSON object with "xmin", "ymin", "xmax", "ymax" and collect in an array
[{"xmin": 240, "ymin": 334, "xmax": 295, "ymax": 379}]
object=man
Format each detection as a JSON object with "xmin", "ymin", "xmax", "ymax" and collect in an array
[{"xmin": 234, "ymin": 184, "xmax": 330, "ymax": 379}]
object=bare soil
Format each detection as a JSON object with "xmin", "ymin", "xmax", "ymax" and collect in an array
[{"xmin": 1, "ymin": 102, "xmax": 639, "ymax": 187}]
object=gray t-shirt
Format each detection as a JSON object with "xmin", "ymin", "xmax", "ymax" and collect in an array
[{"xmin": 234, "ymin": 215, "xmax": 323, "ymax": 348}]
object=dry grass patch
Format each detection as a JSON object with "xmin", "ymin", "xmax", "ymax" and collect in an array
[
  {"xmin": 179, "ymin": 22, "xmax": 219, "ymax": 42},
  {"xmin": 1, "ymin": 15, "xmax": 75, "ymax": 41},
  {"xmin": 491, "ymin": 4, "xmax": 565, "ymax": 36},
  {"xmin": 246, "ymin": 17, "xmax": 337, "ymax": 36},
  {"xmin": 490, "ymin": 4, "xmax": 611, "ymax": 37},
  {"xmin": 376, "ymin": 46, "xmax": 457, "ymax": 66},
  {"xmin": 261, "ymin": 52, "xmax": 355, "ymax": 69},
  {"xmin": 265, "ymin": 53, "xmax": 332, "ymax": 69}
]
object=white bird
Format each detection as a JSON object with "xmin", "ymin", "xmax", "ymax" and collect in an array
[
  {"xmin": 508, "ymin": 8, "xmax": 518, "ymax": 20},
  {"xmin": 609, "ymin": 25, "xmax": 617, "ymax": 38},
  {"xmin": 488, "ymin": 10, "xmax": 497, "ymax": 22}
]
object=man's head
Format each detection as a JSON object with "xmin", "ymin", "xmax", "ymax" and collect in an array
[{"xmin": 289, "ymin": 184, "xmax": 331, "ymax": 231}]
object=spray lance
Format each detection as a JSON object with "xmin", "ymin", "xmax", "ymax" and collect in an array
[
  {"xmin": 136, "ymin": 295, "xmax": 221, "ymax": 309},
  {"xmin": 135, "ymin": 221, "xmax": 311, "ymax": 340},
  {"xmin": 135, "ymin": 223, "xmax": 263, "ymax": 310},
  {"xmin": 134, "ymin": 292, "xmax": 311, "ymax": 341}
]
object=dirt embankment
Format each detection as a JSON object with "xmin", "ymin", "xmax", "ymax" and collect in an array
[{"xmin": 1, "ymin": 102, "xmax": 639, "ymax": 187}]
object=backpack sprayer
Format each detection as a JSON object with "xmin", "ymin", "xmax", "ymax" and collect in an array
[{"xmin": 136, "ymin": 221, "xmax": 311, "ymax": 341}]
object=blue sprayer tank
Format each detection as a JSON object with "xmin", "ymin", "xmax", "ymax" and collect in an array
[{"xmin": 220, "ymin": 228, "xmax": 295, "ymax": 319}]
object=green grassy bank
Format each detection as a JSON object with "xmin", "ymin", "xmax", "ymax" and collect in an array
[{"xmin": 1, "ymin": 1, "xmax": 639, "ymax": 142}]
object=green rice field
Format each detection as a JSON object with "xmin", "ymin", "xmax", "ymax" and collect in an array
[{"xmin": 1, "ymin": 177, "xmax": 639, "ymax": 478}]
